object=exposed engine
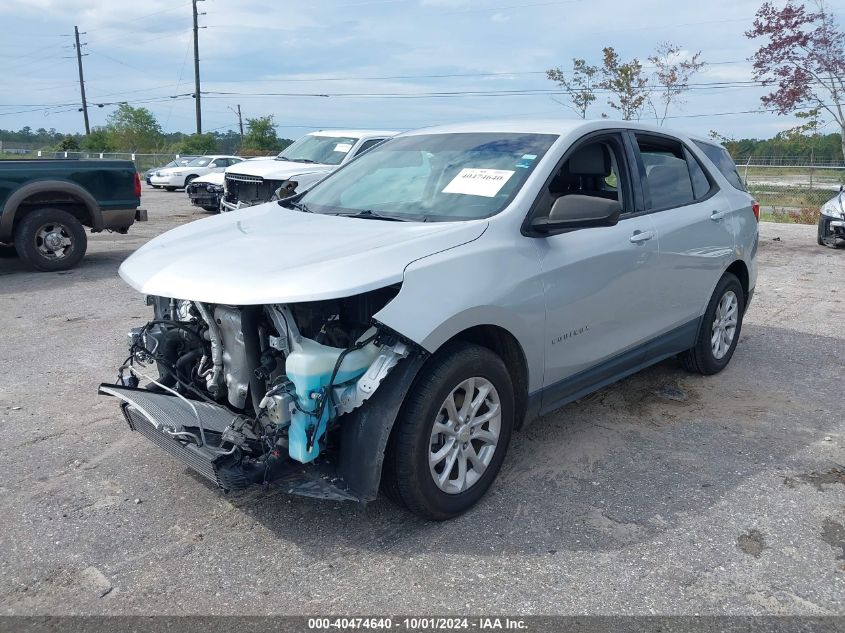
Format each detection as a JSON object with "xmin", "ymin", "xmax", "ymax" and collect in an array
[{"xmin": 110, "ymin": 287, "xmax": 411, "ymax": 491}]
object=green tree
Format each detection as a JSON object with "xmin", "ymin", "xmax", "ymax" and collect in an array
[
  {"xmin": 243, "ymin": 115, "xmax": 280, "ymax": 151},
  {"xmin": 56, "ymin": 135, "xmax": 80, "ymax": 151},
  {"xmin": 80, "ymin": 127, "xmax": 117, "ymax": 152},
  {"xmin": 647, "ymin": 42, "xmax": 706, "ymax": 125},
  {"xmin": 600, "ymin": 47, "xmax": 649, "ymax": 120},
  {"xmin": 546, "ymin": 59, "xmax": 600, "ymax": 119},
  {"xmin": 105, "ymin": 104, "xmax": 163, "ymax": 152},
  {"xmin": 177, "ymin": 133, "xmax": 218, "ymax": 155}
]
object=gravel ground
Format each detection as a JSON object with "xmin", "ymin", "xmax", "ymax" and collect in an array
[{"xmin": 0, "ymin": 185, "xmax": 843, "ymax": 615}]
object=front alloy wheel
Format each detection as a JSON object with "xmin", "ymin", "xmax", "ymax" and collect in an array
[
  {"xmin": 384, "ymin": 342, "xmax": 514, "ymax": 520},
  {"xmin": 429, "ymin": 377, "xmax": 501, "ymax": 494}
]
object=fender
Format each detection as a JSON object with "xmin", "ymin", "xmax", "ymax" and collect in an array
[
  {"xmin": 338, "ymin": 352, "xmax": 427, "ymax": 500},
  {"xmin": 0, "ymin": 179, "xmax": 101, "ymax": 239}
]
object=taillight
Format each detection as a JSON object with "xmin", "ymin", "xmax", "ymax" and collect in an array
[
  {"xmin": 134, "ymin": 172, "xmax": 142, "ymax": 198},
  {"xmin": 751, "ymin": 200, "xmax": 760, "ymax": 222}
]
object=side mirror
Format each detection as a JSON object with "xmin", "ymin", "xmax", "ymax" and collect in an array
[{"xmin": 530, "ymin": 194, "xmax": 621, "ymax": 234}]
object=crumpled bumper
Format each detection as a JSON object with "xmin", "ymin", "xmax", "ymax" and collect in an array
[{"xmin": 98, "ymin": 384, "xmax": 360, "ymax": 500}]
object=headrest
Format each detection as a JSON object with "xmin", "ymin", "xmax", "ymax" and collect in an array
[
  {"xmin": 569, "ymin": 144, "xmax": 611, "ymax": 177},
  {"xmin": 647, "ymin": 164, "xmax": 687, "ymax": 188}
]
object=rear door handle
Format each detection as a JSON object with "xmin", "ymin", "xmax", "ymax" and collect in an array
[
  {"xmin": 710, "ymin": 210, "xmax": 728, "ymax": 221},
  {"xmin": 629, "ymin": 230, "xmax": 654, "ymax": 244}
]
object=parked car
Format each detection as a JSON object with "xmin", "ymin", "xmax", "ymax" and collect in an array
[
  {"xmin": 0, "ymin": 159, "xmax": 146, "ymax": 271},
  {"xmin": 818, "ymin": 187, "xmax": 845, "ymax": 247},
  {"xmin": 145, "ymin": 156, "xmax": 198, "ymax": 186},
  {"xmin": 221, "ymin": 130, "xmax": 397, "ymax": 211},
  {"xmin": 149, "ymin": 155, "xmax": 243, "ymax": 191},
  {"xmin": 186, "ymin": 172, "xmax": 224, "ymax": 213},
  {"xmin": 100, "ymin": 120, "xmax": 757, "ymax": 520}
]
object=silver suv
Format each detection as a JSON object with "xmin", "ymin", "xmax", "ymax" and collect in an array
[{"xmin": 101, "ymin": 120, "xmax": 758, "ymax": 520}]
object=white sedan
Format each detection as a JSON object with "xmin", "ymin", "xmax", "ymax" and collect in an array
[{"xmin": 150, "ymin": 155, "xmax": 243, "ymax": 191}]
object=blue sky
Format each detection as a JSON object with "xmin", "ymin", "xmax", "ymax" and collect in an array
[{"xmin": 2, "ymin": 0, "xmax": 844, "ymax": 141}]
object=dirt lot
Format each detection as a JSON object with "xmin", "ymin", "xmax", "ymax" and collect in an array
[{"xmin": 0, "ymin": 185, "xmax": 843, "ymax": 615}]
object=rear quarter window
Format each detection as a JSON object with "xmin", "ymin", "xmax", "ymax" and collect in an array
[{"xmin": 693, "ymin": 141, "xmax": 746, "ymax": 192}]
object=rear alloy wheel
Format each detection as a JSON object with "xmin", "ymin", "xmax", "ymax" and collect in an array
[
  {"xmin": 14, "ymin": 207, "xmax": 87, "ymax": 271},
  {"xmin": 680, "ymin": 272, "xmax": 745, "ymax": 375},
  {"xmin": 384, "ymin": 342, "xmax": 514, "ymax": 520}
]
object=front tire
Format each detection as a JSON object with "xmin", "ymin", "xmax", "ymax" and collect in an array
[
  {"xmin": 818, "ymin": 216, "xmax": 826, "ymax": 246},
  {"xmin": 384, "ymin": 342, "xmax": 514, "ymax": 520},
  {"xmin": 680, "ymin": 272, "xmax": 745, "ymax": 375},
  {"xmin": 184, "ymin": 175, "xmax": 197, "ymax": 189},
  {"xmin": 14, "ymin": 207, "xmax": 87, "ymax": 272},
  {"xmin": 165, "ymin": 187, "xmax": 176, "ymax": 192}
]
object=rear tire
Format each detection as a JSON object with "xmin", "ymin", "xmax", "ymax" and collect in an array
[
  {"xmin": 14, "ymin": 207, "xmax": 87, "ymax": 272},
  {"xmin": 165, "ymin": 187, "xmax": 176, "ymax": 192},
  {"xmin": 383, "ymin": 342, "xmax": 514, "ymax": 520},
  {"xmin": 202, "ymin": 205, "xmax": 219, "ymax": 213},
  {"xmin": 818, "ymin": 216, "xmax": 826, "ymax": 246},
  {"xmin": 680, "ymin": 272, "xmax": 745, "ymax": 375}
]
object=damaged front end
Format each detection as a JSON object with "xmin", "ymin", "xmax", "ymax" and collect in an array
[{"xmin": 99, "ymin": 287, "xmax": 422, "ymax": 502}]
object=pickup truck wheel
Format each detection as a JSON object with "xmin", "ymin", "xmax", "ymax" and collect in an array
[
  {"xmin": 14, "ymin": 207, "xmax": 87, "ymax": 272},
  {"xmin": 680, "ymin": 272, "xmax": 745, "ymax": 375},
  {"xmin": 384, "ymin": 342, "xmax": 514, "ymax": 520}
]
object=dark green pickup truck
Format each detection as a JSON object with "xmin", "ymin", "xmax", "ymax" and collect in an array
[{"xmin": 0, "ymin": 159, "xmax": 146, "ymax": 271}]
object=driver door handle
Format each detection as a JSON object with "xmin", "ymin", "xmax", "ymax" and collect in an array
[{"xmin": 629, "ymin": 230, "xmax": 655, "ymax": 244}]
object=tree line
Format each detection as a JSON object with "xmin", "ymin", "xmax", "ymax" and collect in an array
[{"xmin": 0, "ymin": 105, "xmax": 292, "ymax": 156}]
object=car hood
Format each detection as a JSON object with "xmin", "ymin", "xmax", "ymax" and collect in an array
[
  {"xmin": 225, "ymin": 159, "xmax": 335, "ymax": 180},
  {"xmin": 191, "ymin": 172, "xmax": 224, "ymax": 186},
  {"xmin": 119, "ymin": 203, "xmax": 488, "ymax": 304}
]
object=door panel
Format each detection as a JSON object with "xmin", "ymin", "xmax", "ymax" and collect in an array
[
  {"xmin": 538, "ymin": 213, "xmax": 659, "ymax": 402},
  {"xmin": 649, "ymin": 196, "xmax": 735, "ymax": 332},
  {"xmin": 632, "ymin": 133, "xmax": 736, "ymax": 334}
]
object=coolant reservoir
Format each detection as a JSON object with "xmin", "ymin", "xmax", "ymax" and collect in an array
[{"xmin": 285, "ymin": 329, "xmax": 380, "ymax": 463}]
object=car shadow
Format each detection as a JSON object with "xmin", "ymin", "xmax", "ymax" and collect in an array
[
  {"xmin": 211, "ymin": 323, "xmax": 841, "ymax": 557},
  {"xmin": 0, "ymin": 247, "xmax": 136, "ymax": 295}
]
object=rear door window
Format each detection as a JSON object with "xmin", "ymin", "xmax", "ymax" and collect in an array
[
  {"xmin": 693, "ymin": 140, "xmax": 746, "ymax": 191},
  {"xmin": 635, "ymin": 136, "xmax": 696, "ymax": 210}
]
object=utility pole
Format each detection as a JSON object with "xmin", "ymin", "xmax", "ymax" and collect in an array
[
  {"xmin": 74, "ymin": 26, "xmax": 90, "ymax": 135},
  {"xmin": 192, "ymin": 0, "xmax": 205, "ymax": 134},
  {"xmin": 229, "ymin": 104, "xmax": 244, "ymax": 144}
]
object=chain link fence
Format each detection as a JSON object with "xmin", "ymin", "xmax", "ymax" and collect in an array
[{"xmin": 734, "ymin": 158, "xmax": 843, "ymax": 223}]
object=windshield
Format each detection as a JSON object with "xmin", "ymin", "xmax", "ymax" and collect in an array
[
  {"xmin": 277, "ymin": 135, "xmax": 359, "ymax": 165},
  {"xmin": 186, "ymin": 157, "xmax": 212, "ymax": 167},
  {"xmin": 297, "ymin": 133, "xmax": 556, "ymax": 222}
]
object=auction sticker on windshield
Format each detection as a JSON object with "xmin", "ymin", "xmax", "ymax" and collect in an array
[
  {"xmin": 334, "ymin": 143, "xmax": 353, "ymax": 152},
  {"xmin": 442, "ymin": 168, "xmax": 515, "ymax": 197}
]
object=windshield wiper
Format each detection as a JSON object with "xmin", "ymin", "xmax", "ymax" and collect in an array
[
  {"xmin": 334, "ymin": 209, "xmax": 409, "ymax": 222},
  {"xmin": 275, "ymin": 156, "xmax": 291, "ymax": 162},
  {"xmin": 281, "ymin": 200, "xmax": 312, "ymax": 213},
  {"xmin": 288, "ymin": 157, "xmax": 317, "ymax": 164}
]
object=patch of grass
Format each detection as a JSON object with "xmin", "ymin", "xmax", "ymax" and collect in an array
[{"xmin": 760, "ymin": 207, "xmax": 819, "ymax": 225}]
